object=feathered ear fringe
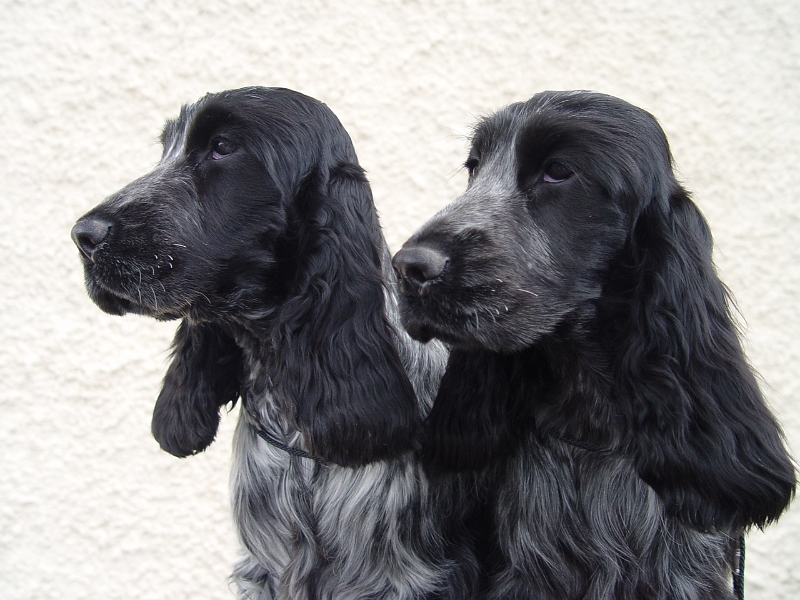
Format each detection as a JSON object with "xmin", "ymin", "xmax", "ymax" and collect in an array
[
  {"xmin": 612, "ymin": 189, "xmax": 795, "ymax": 530},
  {"xmin": 270, "ymin": 164, "xmax": 418, "ymax": 467},
  {"xmin": 152, "ymin": 320, "xmax": 242, "ymax": 457},
  {"xmin": 422, "ymin": 348, "xmax": 532, "ymax": 473}
]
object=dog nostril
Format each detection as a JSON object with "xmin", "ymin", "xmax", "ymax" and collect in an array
[
  {"xmin": 71, "ymin": 217, "xmax": 113, "ymax": 261},
  {"xmin": 392, "ymin": 246, "xmax": 449, "ymax": 290},
  {"xmin": 406, "ymin": 264, "xmax": 429, "ymax": 286}
]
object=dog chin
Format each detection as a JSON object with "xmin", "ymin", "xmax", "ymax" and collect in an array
[
  {"xmin": 87, "ymin": 283, "xmax": 180, "ymax": 320},
  {"xmin": 399, "ymin": 312, "xmax": 441, "ymax": 343},
  {"xmin": 404, "ymin": 322, "xmax": 437, "ymax": 344},
  {"xmin": 88, "ymin": 286, "xmax": 134, "ymax": 316},
  {"xmin": 403, "ymin": 317, "xmax": 467, "ymax": 348}
]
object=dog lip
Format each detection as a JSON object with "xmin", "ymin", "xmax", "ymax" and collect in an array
[
  {"xmin": 405, "ymin": 324, "xmax": 434, "ymax": 343},
  {"xmin": 86, "ymin": 283, "xmax": 134, "ymax": 316},
  {"xmin": 399, "ymin": 303, "xmax": 464, "ymax": 346},
  {"xmin": 84, "ymin": 268, "xmax": 150, "ymax": 314}
]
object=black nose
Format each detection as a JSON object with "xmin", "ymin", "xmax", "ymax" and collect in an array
[
  {"xmin": 71, "ymin": 216, "xmax": 113, "ymax": 261},
  {"xmin": 392, "ymin": 246, "xmax": 449, "ymax": 294}
]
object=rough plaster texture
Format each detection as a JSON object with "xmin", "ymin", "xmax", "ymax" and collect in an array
[{"xmin": 1, "ymin": 1, "xmax": 798, "ymax": 598}]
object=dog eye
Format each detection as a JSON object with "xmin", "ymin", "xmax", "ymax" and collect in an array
[
  {"xmin": 542, "ymin": 162, "xmax": 572, "ymax": 183},
  {"xmin": 210, "ymin": 138, "xmax": 236, "ymax": 160}
]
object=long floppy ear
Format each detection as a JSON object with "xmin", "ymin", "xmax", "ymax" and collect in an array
[
  {"xmin": 270, "ymin": 163, "xmax": 418, "ymax": 466},
  {"xmin": 612, "ymin": 189, "xmax": 795, "ymax": 530},
  {"xmin": 151, "ymin": 320, "xmax": 242, "ymax": 457},
  {"xmin": 423, "ymin": 348, "xmax": 532, "ymax": 473}
]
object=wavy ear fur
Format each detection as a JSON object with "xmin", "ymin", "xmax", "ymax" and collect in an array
[
  {"xmin": 152, "ymin": 320, "xmax": 242, "ymax": 457},
  {"xmin": 423, "ymin": 348, "xmax": 532, "ymax": 473},
  {"xmin": 270, "ymin": 163, "xmax": 418, "ymax": 466},
  {"xmin": 609, "ymin": 189, "xmax": 795, "ymax": 530}
]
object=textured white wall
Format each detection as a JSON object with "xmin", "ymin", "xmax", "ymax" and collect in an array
[{"xmin": 1, "ymin": 1, "xmax": 798, "ymax": 598}]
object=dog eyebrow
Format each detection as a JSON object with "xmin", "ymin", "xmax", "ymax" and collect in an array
[{"xmin": 179, "ymin": 103, "xmax": 245, "ymax": 157}]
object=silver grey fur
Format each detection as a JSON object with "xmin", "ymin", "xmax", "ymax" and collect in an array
[{"xmin": 229, "ymin": 249, "xmax": 455, "ymax": 600}]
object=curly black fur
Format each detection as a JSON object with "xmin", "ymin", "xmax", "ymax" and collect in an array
[
  {"xmin": 394, "ymin": 91, "xmax": 795, "ymax": 599},
  {"xmin": 72, "ymin": 87, "xmax": 474, "ymax": 599}
]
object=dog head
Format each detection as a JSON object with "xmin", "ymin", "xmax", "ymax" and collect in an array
[
  {"xmin": 73, "ymin": 88, "xmax": 418, "ymax": 464},
  {"xmin": 393, "ymin": 91, "xmax": 676, "ymax": 352}
]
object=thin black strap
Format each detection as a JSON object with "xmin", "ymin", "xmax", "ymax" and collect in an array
[
  {"xmin": 252, "ymin": 425, "xmax": 322, "ymax": 462},
  {"xmin": 551, "ymin": 432, "xmax": 614, "ymax": 454},
  {"xmin": 242, "ymin": 395, "xmax": 324, "ymax": 463},
  {"xmin": 733, "ymin": 533, "xmax": 746, "ymax": 600}
]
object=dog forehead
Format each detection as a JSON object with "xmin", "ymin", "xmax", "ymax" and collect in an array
[
  {"xmin": 158, "ymin": 87, "xmax": 352, "ymax": 171},
  {"xmin": 160, "ymin": 100, "xmax": 203, "ymax": 160},
  {"xmin": 469, "ymin": 106, "xmax": 525, "ymax": 159},
  {"xmin": 469, "ymin": 98, "xmax": 575, "ymax": 169},
  {"xmin": 158, "ymin": 89, "xmax": 279, "ymax": 159},
  {"xmin": 475, "ymin": 91, "xmax": 628, "ymax": 146}
]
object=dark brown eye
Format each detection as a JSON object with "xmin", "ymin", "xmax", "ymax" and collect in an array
[
  {"xmin": 542, "ymin": 161, "xmax": 572, "ymax": 183},
  {"xmin": 210, "ymin": 138, "xmax": 235, "ymax": 160}
]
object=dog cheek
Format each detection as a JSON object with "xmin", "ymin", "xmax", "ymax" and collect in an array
[{"xmin": 487, "ymin": 310, "xmax": 545, "ymax": 352}]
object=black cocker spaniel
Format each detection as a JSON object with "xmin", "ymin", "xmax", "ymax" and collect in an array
[
  {"xmin": 394, "ymin": 91, "xmax": 795, "ymax": 600},
  {"xmin": 72, "ymin": 87, "xmax": 481, "ymax": 600}
]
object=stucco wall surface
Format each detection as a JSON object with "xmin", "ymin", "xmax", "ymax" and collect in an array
[{"xmin": 1, "ymin": 1, "xmax": 798, "ymax": 598}]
